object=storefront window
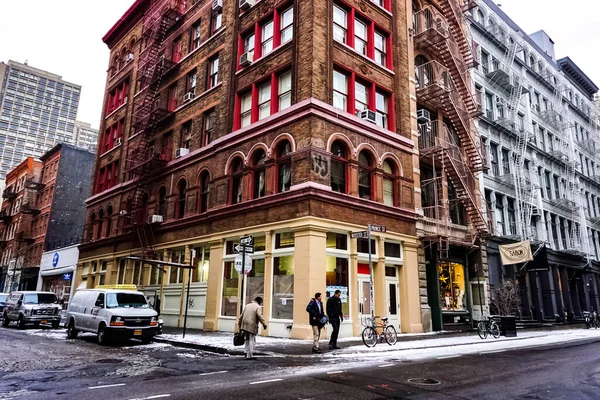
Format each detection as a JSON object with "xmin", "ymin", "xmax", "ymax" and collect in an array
[
  {"xmin": 275, "ymin": 232, "xmax": 294, "ymax": 249},
  {"xmin": 357, "ymin": 238, "xmax": 376, "ymax": 254},
  {"xmin": 132, "ymin": 261, "xmax": 142, "ymax": 286},
  {"xmin": 117, "ymin": 259, "xmax": 126, "ymax": 284},
  {"xmin": 221, "ymin": 261, "xmax": 239, "ymax": 316},
  {"xmin": 326, "ymin": 232, "xmax": 347, "ymax": 250},
  {"xmin": 193, "ymin": 245, "xmax": 210, "ymax": 283},
  {"xmin": 384, "ymin": 242, "xmax": 401, "ymax": 259},
  {"xmin": 326, "ymin": 256, "xmax": 349, "ymax": 317},
  {"xmin": 272, "ymin": 255, "xmax": 294, "ymax": 319},
  {"xmin": 245, "ymin": 258, "xmax": 265, "ymax": 306},
  {"xmin": 439, "ymin": 262, "xmax": 467, "ymax": 311},
  {"xmin": 169, "ymin": 251, "xmax": 185, "ymax": 284}
]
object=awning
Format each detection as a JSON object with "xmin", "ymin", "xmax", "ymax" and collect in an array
[{"xmin": 40, "ymin": 266, "xmax": 75, "ymax": 277}]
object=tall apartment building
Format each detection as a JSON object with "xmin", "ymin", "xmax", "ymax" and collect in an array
[
  {"xmin": 0, "ymin": 60, "xmax": 81, "ymax": 181},
  {"xmin": 0, "ymin": 144, "xmax": 94, "ymax": 292},
  {"xmin": 471, "ymin": 0, "xmax": 600, "ymax": 321},
  {"xmin": 73, "ymin": 121, "xmax": 100, "ymax": 153},
  {"xmin": 411, "ymin": 0, "xmax": 490, "ymax": 331},
  {"xmin": 78, "ymin": 0, "xmax": 424, "ymax": 338}
]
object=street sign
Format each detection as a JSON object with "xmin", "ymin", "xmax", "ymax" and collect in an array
[
  {"xmin": 351, "ymin": 231, "xmax": 369, "ymax": 239},
  {"xmin": 234, "ymin": 244, "xmax": 255, "ymax": 254},
  {"xmin": 370, "ymin": 224, "xmax": 387, "ymax": 233},
  {"xmin": 234, "ymin": 253, "xmax": 253, "ymax": 274},
  {"xmin": 240, "ymin": 235, "xmax": 254, "ymax": 245}
]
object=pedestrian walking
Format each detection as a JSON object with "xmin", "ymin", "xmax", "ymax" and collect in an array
[
  {"xmin": 306, "ymin": 292, "xmax": 326, "ymax": 353},
  {"xmin": 238, "ymin": 296, "xmax": 267, "ymax": 360},
  {"xmin": 326, "ymin": 290, "xmax": 343, "ymax": 350}
]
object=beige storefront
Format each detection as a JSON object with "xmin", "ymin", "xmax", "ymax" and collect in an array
[{"xmin": 75, "ymin": 217, "xmax": 423, "ymax": 339}]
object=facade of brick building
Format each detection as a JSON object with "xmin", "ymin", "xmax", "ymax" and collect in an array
[{"xmin": 77, "ymin": 0, "xmax": 429, "ymax": 339}]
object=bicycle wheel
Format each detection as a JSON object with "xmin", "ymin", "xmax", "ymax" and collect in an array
[
  {"xmin": 489, "ymin": 321, "xmax": 501, "ymax": 339},
  {"xmin": 384, "ymin": 326, "xmax": 397, "ymax": 346},
  {"xmin": 362, "ymin": 326, "xmax": 378, "ymax": 348},
  {"xmin": 477, "ymin": 321, "xmax": 488, "ymax": 340}
]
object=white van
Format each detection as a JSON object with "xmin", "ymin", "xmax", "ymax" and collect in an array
[{"xmin": 66, "ymin": 286, "xmax": 159, "ymax": 345}]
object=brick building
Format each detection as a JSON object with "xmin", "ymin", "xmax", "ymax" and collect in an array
[
  {"xmin": 77, "ymin": 0, "xmax": 429, "ymax": 339},
  {"xmin": 0, "ymin": 144, "xmax": 94, "ymax": 292}
]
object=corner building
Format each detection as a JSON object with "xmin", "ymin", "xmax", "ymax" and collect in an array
[{"xmin": 78, "ymin": 0, "xmax": 424, "ymax": 339}]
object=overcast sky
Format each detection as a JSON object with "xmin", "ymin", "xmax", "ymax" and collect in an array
[{"xmin": 0, "ymin": 1, "xmax": 598, "ymax": 130}]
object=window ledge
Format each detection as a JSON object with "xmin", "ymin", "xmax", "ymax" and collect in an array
[
  {"xmin": 179, "ymin": 27, "xmax": 226, "ymax": 64},
  {"xmin": 235, "ymin": 40, "xmax": 293, "ymax": 77},
  {"xmin": 104, "ymin": 100, "xmax": 128, "ymax": 120},
  {"xmin": 334, "ymin": 41, "xmax": 394, "ymax": 76},
  {"xmin": 98, "ymin": 142, "xmax": 122, "ymax": 159}
]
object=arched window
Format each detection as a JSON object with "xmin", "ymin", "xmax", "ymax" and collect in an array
[
  {"xmin": 231, "ymin": 157, "xmax": 244, "ymax": 204},
  {"xmin": 158, "ymin": 186, "xmax": 167, "ymax": 218},
  {"xmin": 88, "ymin": 212, "xmax": 97, "ymax": 242},
  {"xmin": 529, "ymin": 55, "xmax": 536, "ymax": 68},
  {"xmin": 252, "ymin": 149, "xmax": 267, "ymax": 199},
  {"xmin": 414, "ymin": 55, "xmax": 430, "ymax": 88},
  {"xmin": 98, "ymin": 208, "xmax": 105, "ymax": 239},
  {"xmin": 331, "ymin": 140, "xmax": 349, "ymax": 193},
  {"xmin": 476, "ymin": 9, "xmax": 484, "ymax": 24},
  {"xmin": 176, "ymin": 179, "xmax": 187, "ymax": 219},
  {"xmin": 277, "ymin": 141, "xmax": 292, "ymax": 192},
  {"xmin": 382, "ymin": 160, "xmax": 397, "ymax": 206},
  {"xmin": 199, "ymin": 171, "xmax": 210, "ymax": 213},
  {"xmin": 120, "ymin": 48, "xmax": 127, "ymax": 69},
  {"xmin": 111, "ymin": 56, "xmax": 119, "ymax": 77},
  {"xmin": 105, "ymin": 205, "xmax": 113, "ymax": 237},
  {"xmin": 358, "ymin": 150, "xmax": 374, "ymax": 200}
]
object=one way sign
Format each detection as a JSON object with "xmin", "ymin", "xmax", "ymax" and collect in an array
[{"xmin": 235, "ymin": 244, "xmax": 254, "ymax": 254}]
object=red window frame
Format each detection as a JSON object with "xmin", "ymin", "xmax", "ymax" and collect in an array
[
  {"xmin": 237, "ymin": 5, "xmax": 293, "ymax": 70},
  {"xmin": 190, "ymin": 19, "xmax": 201, "ymax": 51},
  {"xmin": 233, "ymin": 69, "xmax": 292, "ymax": 130},
  {"xmin": 370, "ymin": 0, "xmax": 391, "ymax": 11},
  {"xmin": 106, "ymin": 79, "xmax": 129, "ymax": 115},
  {"xmin": 172, "ymin": 36, "xmax": 182, "ymax": 63},
  {"xmin": 333, "ymin": 67, "xmax": 395, "ymax": 130},
  {"xmin": 167, "ymin": 84, "xmax": 178, "ymax": 111},
  {"xmin": 101, "ymin": 119, "xmax": 124, "ymax": 154},
  {"xmin": 333, "ymin": 2, "xmax": 393, "ymax": 69},
  {"xmin": 95, "ymin": 160, "xmax": 120, "ymax": 194}
]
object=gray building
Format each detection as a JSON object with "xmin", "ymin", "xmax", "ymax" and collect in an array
[
  {"xmin": 0, "ymin": 60, "xmax": 81, "ymax": 180},
  {"xmin": 73, "ymin": 121, "xmax": 99, "ymax": 153},
  {"xmin": 471, "ymin": 0, "xmax": 600, "ymax": 321}
]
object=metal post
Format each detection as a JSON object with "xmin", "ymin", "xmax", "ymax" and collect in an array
[
  {"xmin": 239, "ymin": 246, "xmax": 247, "ymax": 316},
  {"xmin": 183, "ymin": 249, "xmax": 196, "ymax": 339},
  {"xmin": 368, "ymin": 224, "xmax": 374, "ymax": 317},
  {"xmin": 476, "ymin": 263, "xmax": 483, "ymax": 318}
]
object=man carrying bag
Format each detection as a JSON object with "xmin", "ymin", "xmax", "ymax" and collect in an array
[
  {"xmin": 306, "ymin": 292, "xmax": 326, "ymax": 354},
  {"xmin": 238, "ymin": 297, "xmax": 267, "ymax": 360}
]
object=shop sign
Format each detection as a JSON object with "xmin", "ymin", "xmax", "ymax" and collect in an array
[
  {"xmin": 52, "ymin": 253, "xmax": 60, "ymax": 268},
  {"xmin": 62, "ymin": 273, "xmax": 72, "ymax": 281},
  {"xmin": 499, "ymin": 240, "xmax": 533, "ymax": 265}
]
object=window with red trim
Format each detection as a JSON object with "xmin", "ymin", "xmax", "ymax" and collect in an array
[
  {"xmin": 371, "ymin": 0, "xmax": 391, "ymax": 10},
  {"xmin": 207, "ymin": 55, "xmax": 219, "ymax": 89},
  {"xmin": 332, "ymin": 68, "xmax": 394, "ymax": 130},
  {"xmin": 333, "ymin": 3, "xmax": 392, "ymax": 68},
  {"xmin": 167, "ymin": 84, "xmax": 178, "ymax": 111},
  {"xmin": 95, "ymin": 160, "xmax": 119, "ymax": 194},
  {"xmin": 211, "ymin": 8, "xmax": 222, "ymax": 35},
  {"xmin": 162, "ymin": 132, "xmax": 173, "ymax": 161},
  {"xmin": 101, "ymin": 119, "xmax": 124, "ymax": 154},
  {"xmin": 172, "ymin": 36, "xmax": 182, "ymax": 63},
  {"xmin": 106, "ymin": 80, "xmax": 129, "ymax": 115},
  {"xmin": 235, "ymin": 70, "xmax": 292, "ymax": 129},
  {"xmin": 239, "ymin": 6, "xmax": 294, "ymax": 67},
  {"xmin": 190, "ymin": 19, "xmax": 201, "ymax": 51}
]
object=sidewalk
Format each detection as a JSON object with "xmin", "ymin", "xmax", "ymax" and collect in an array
[{"xmin": 154, "ymin": 325, "xmax": 600, "ymax": 357}]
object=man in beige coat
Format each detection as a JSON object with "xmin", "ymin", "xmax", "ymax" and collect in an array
[{"xmin": 238, "ymin": 296, "xmax": 267, "ymax": 360}]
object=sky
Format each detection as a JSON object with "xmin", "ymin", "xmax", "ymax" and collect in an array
[{"xmin": 0, "ymin": 1, "xmax": 598, "ymax": 130}]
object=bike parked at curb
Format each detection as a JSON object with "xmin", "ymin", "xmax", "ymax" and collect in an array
[
  {"xmin": 477, "ymin": 316, "xmax": 501, "ymax": 339},
  {"xmin": 361, "ymin": 315, "xmax": 397, "ymax": 347}
]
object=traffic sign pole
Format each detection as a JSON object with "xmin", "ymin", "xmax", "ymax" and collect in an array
[{"xmin": 368, "ymin": 224, "xmax": 374, "ymax": 318}]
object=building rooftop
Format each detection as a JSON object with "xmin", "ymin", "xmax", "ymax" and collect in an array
[{"xmin": 557, "ymin": 57, "xmax": 599, "ymax": 99}]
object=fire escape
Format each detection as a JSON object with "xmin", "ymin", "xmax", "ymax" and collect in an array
[
  {"xmin": 413, "ymin": 2, "xmax": 491, "ymax": 255},
  {"xmin": 122, "ymin": 0, "xmax": 182, "ymax": 261}
]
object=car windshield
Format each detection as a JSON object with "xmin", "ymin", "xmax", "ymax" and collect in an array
[
  {"xmin": 23, "ymin": 293, "xmax": 58, "ymax": 304},
  {"xmin": 0, "ymin": 295, "xmax": 7, "ymax": 303},
  {"xmin": 106, "ymin": 293, "xmax": 149, "ymax": 309}
]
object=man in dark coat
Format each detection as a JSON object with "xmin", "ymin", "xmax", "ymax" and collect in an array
[
  {"xmin": 306, "ymin": 292, "xmax": 325, "ymax": 353},
  {"xmin": 326, "ymin": 290, "xmax": 343, "ymax": 349}
]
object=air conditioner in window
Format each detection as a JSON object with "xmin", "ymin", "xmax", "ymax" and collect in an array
[
  {"xmin": 115, "ymin": 137, "xmax": 123, "ymax": 146},
  {"xmin": 125, "ymin": 53, "xmax": 134, "ymax": 63},
  {"xmin": 240, "ymin": 51, "xmax": 254, "ymax": 66},
  {"xmin": 183, "ymin": 91, "xmax": 195, "ymax": 102},
  {"xmin": 531, "ymin": 207, "xmax": 542, "ymax": 217},
  {"xmin": 356, "ymin": 109, "xmax": 377, "ymax": 124},
  {"xmin": 239, "ymin": 0, "xmax": 255, "ymax": 11},
  {"xmin": 417, "ymin": 109, "xmax": 431, "ymax": 123},
  {"xmin": 175, "ymin": 148, "xmax": 190, "ymax": 158},
  {"xmin": 212, "ymin": 0, "xmax": 222, "ymax": 12},
  {"xmin": 148, "ymin": 215, "xmax": 164, "ymax": 224}
]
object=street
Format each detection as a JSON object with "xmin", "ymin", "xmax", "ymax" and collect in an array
[{"xmin": 2, "ymin": 326, "xmax": 600, "ymax": 399}]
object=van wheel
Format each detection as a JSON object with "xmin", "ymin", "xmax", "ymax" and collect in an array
[
  {"xmin": 97, "ymin": 324, "xmax": 109, "ymax": 345},
  {"xmin": 17, "ymin": 316, "xmax": 26, "ymax": 330},
  {"xmin": 1, "ymin": 315, "xmax": 9, "ymax": 327},
  {"xmin": 67, "ymin": 320, "xmax": 78, "ymax": 339}
]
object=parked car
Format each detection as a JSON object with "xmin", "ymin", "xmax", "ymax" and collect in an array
[
  {"xmin": 0, "ymin": 293, "xmax": 8, "ymax": 320},
  {"xmin": 66, "ymin": 287, "xmax": 159, "ymax": 345},
  {"xmin": 1, "ymin": 291, "xmax": 62, "ymax": 329}
]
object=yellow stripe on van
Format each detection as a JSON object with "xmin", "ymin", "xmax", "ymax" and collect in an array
[{"xmin": 95, "ymin": 284, "xmax": 139, "ymax": 290}]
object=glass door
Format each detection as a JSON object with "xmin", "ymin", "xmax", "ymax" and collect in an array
[{"xmin": 358, "ymin": 277, "xmax": 372, "ymax": 324}]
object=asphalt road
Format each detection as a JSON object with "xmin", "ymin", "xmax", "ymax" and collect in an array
[{"xmin": 2, "ymin": 325, "xmax": 600, "ymax": 400}]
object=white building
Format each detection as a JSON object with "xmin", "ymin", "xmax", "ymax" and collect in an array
[{"xmin": 73, "ymin": 121, "xmax": 99, "ymax": 153}]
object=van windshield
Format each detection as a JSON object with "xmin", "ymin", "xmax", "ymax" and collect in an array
[
  {"xmin": 0, "ymin": 295, "xmax": 8, "ymax": 303},
  {"xmin": 106, "ymin": 293, "xmax": 149, "ymax": 309},
  {"xmin": 23, "ymin": 293, "xmax": 58, "ymax": 305}
]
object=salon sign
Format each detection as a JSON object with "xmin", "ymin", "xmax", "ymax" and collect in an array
[{"xmin": 499, "ymin": 240, "xmax": 533, "ymax": 265}]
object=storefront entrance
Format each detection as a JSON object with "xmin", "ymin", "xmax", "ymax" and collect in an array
[{"xmin": 358, "ymin": 275, "xmax": 372, "ymax": 324}]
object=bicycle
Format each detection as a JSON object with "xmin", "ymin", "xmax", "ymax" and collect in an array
[
  {"xmin": 477, "ymin": 316, "xmax": 501, "ymax": 339},
  {"xmin": 361, "ymin": 315, "xmax": 397, "ymax": 347}
]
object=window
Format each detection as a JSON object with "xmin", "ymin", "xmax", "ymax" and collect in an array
[
  {"xmin": 354, "ymin": 18, "xmax": 368, "ymax": 55},
  {"xmin": 186, "ymin": 70, "xmax": 197, "ymax": 95},
  {"xmin": 221, "ymin": 261, "xmax": 239, "ymax": 316},
  {"xmin": 277, "ymin": 140, "xmax": 292, "ymax": 192},
  {"xmin": 106, "ymin": 80, "xmax": 129, "ymax": 114},
  {"xmin": 272, "ymin": 255, "xmax": 294, "ymax": 319},
  {"xmin": 211, "ymin": 8, "xmax": 222, "ymax": 34},
  {"xmin": 244, "ymin": 33, "xmax": 255, "ymax": 58},
  {"xmin": 167, "ymin": 84, "xmax": 177, "ymax": 111},
  {"xmin": 239, "ymin": 6, "xmax": 294, "ymax": 65},
  {"xmin": 105, "ymin": 206, "xmax": 113, "ymax": 237},
  {"xmin": 235, "ymin": 71, "xmax": 292, "ymax": 129},
  {"xmin": 333, "ymin": 69, "xmax": 393, "ymax": 129},
  {"xmin": 331, "ymin": 140, "xmax": 348, "ymax": 193},
  {"xmin": 358, "ymin": 151, "xmax": 374, "ymax": 200},
  {"xmin": 240, "ymin": 91, "xmax": 252, "ymax": 128},
  {"xmin": 333, "ymin": 5, "xmax": 348, "ymax": 43},
  {"xmin": 280, "ymin": 7, "xmax": 294, "ymax": 44},
  {"xmin": 374, "ymin": 32, "xmax": 386, "ymax": 66},
  {"xmin": 278, "ymin": 71, "xmax": 292, "ymax": 110},
  {"xmin": 203, "ymin": 109, "xmax": 215, "ymax": 146},
  {"xmin": 382, "ymin": 160, "xmax": 396, "ymax": 206},
  {"xmin": 180, "ymin": 120, "xmax": 191, "ymax": 149},
  {"xmin": 171, "ymin": 36, "xmax": 182, "ymax": 63},
  {"xmin": 190, "ymin": 20, "xmax": 201, "ymax": 51},
  {"xmin": 231, "ymin": 157, "xmax": 244, "ymax": 204},
  {"xmin": 262, "ymin": 20, "xmax": 274, "ymax": 55},
  {"xmin": 161, "ymin": 132, "xmax": 173, "ymax": 161},
  {"xmin": 176, "ymin": 179, "xmax": 187, "ymax": 219},
  {"xmin": 439, "ymin": 262, "xmax": 466, "ymax": 311},
  {"xmin": 199, "ymin": 171, "xmax": 210, "ymax": 213},
  {"xmin": 158, "ymin": 186, "xmax": 167, "ymax": 218},
  {"xmin": 252, "ymin": 149, "xmax": 267, "ymax": 199},
  {"xmin": 258, "ymin": 82, "xmax": 271, "ymax": 120},
  {"xmin": 207, "ymin": 56, "xmax": 219, "ymax": 88}
]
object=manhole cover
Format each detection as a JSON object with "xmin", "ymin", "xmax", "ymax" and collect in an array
[
  {"xmin": 96, "ymin": 359, "xmax": 123, "ymax": 364},
  {"xmin": 408, "ymin": 378, "xmax": 441, "ymax": 385}
]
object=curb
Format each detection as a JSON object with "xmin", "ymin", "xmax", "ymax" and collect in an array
[{"xmin": 153, "ymin": 337, "xmax": 268, "ymax": 356}]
